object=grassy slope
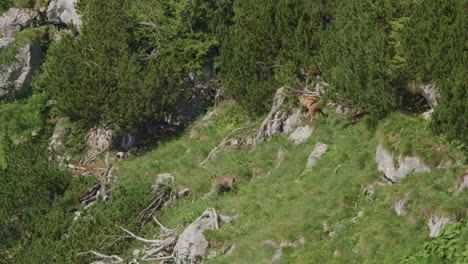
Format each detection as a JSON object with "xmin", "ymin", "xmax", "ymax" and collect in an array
[{"xmin": 111, "ymin": 101, "xmax": 466, "ymax": 264}]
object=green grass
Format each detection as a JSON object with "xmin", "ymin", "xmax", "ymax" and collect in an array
[
  {"xmin": 111, "ymin": 102, "xmax": 466, "ymax": 263},
  {"xmin": 10, "ymin": 101, "xmax": 466, "ymax": 263}
]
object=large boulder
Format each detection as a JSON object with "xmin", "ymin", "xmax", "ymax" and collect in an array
[
  {"xmin": 288, "ymin": 125, "xmax": 314, "ymax": 145},
  {"xmin": 375, "ymin": 144, "xmax": 431, "ymax": 182},
  {"xmin": 254, "ymin": 87, "xmax": 310, "ymax": 146},
  {"xmin": 0, "ymin": 8, "xmax": 36, "ymax": 37},
  {"xmin": 0, "ymin": 40, "xmax": 43, "ymax": 96},
  {"xmin": 174, "ymin": 208, "xmax": 219, "ymax": 264},
  {"xmin": 427, "ymin": 215, "xmax": 454, "ymax": 237},
  {"xmin": 307, "ymin": 142, "xmax": 328, "ymax": 168},
  {"xmin": 46, "ymin": 0, "xmax": 82, "ymax": 26},
  {"xmin": 420, "ymin": 82, "xmax": 440, "ymax": 109}
]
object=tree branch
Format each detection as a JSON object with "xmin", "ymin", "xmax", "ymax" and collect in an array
[
  {"xmin": 77, "ymin": 250, "xmax": 124, "ymax": 263},
  {"xmin": 116, "ymin": 225, "xmax": 163, "ymax": 244}
]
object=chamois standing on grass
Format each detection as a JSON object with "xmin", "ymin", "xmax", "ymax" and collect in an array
[{"xmin": 212, "ymin": 174, "xmax": 236, "ymax": 193}]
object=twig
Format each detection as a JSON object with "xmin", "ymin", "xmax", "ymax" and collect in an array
[
  {"xmin": 200, "ymin": 125, "xmax": 254, "ymax": 166},
  {"xmin": 116, "ymin": 225, "xmax": 163, "ymax": 244},
  {"xmin": 367, "ymin": 0, "xmax": 378, "ymax": 9},
  {"xmin": 120, "ymin": 16, "xmax": 158, "ymax": 32},
  {"xmin": 141, "ymin": 255, "xmax": 175, "ymax": 261},
  {"xmin": 283, "ymin": 86, "xmax": 320, "ymax": 97},
  {"xmin": 77, "ymin": 250, "xmax": 124, "ymax": 262}
]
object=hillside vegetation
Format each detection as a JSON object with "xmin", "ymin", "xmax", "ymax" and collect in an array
[{"xmin": 0, "ymin": 0, "xmax": 466, "ymax": 263}]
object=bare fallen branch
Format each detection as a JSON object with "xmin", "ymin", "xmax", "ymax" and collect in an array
[
  {"xmin": 138, "ymin": 189, "xmax": 171, "ymax": 225},
  {"xmin": 116, "ymin": 225, "xmax": 163, "ymax": 244},
  {"xmin": 283, "ymin": 86, "xmax": 320, "ymax": 97},
  {"xmin": 78, "ymin": 250, "xmax": 124, "ymax": 263},
  {"xmin": 200, "ymin": 125, "xmax": 254, "ymax": 166},
  {"xmin": 142, "ymin": 237, "xmax": 176, "ymax": 259},
  {"xmin": 120, "ymin": 16, "xmax": 158, "ymax": 32},
  {"xmin": 141, "ymin": 255, "xmax": 175, "ymax": 262}
]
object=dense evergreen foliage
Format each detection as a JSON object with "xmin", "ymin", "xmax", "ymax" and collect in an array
[
  {"xmin": 39, "ymin": 0, "xmax": 467, "ymax": 141},
  {"xmin": 0, "ymin": 142, "xmax": 72, "ymax": 261},
  {"xmin": 399, "ymin": 0, "xmax": 467, "ymax": 142},
  {"xmin": 44, "ymin": 0, "xmax": 217, "ymax": 131}
]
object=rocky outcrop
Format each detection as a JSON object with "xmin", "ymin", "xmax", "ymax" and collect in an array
[
  {"xmin": 48, "ymin": 119, "xmax": 72, "ymax": 166},
  {"xmin": 375, "ymin": 144, "xmax": 431, "ymax": 182},
  {"xmin": 420, "ymin": 82, "xmax": 440, "ymax": 109},
  {"xmin": 454, "ymin": 175, "xmax": 468, "ymax": 195},
  {"xmin": 335, "ymin": 104, "xmax": 352, "ymax": 116},
  {"xmin": 46, "ymin": 0, "xmax": 82, "ymax": 26},
  {"xmin": 288, "ymin": 125, "xmax": 313, "ymax": 145},
  {"xmin": 254, "ymin": 87, "xmax": 290, "ymax": 145},
  {"xmin": 151, "ymin": 173, "xmax": 175, "ymax": 190},
  {"xmin": 174, "ymin": 208, "xmax": 219, "ymax": 264},
  {"xmin": 0, "ymin": 40, "xmax": 43, "ymax": 96},
  {"xmin": 262, "ymin": 237, "xmax": 305, "ymax": 263},
  {"xmin": 283, "ymin": 108, "xmax": 302, "ymax": 134},
  {"xmin": 0, "ymin": 8, "xmax": 36, "ymax": 37},
  {"xmin": 428, "ymin": 215, "xmax": 454, "ymax": 237},
  {"xmin": 394, "ymin": 198, "xmax": 407, "ymax": 216},
  {"xmin": 307, "ymin": 142, "xmax": 328, "ymax": 168},
  {"xmin": 254, "ymin": 87, "xmax": 306, "ymax": 145},
  {"xmin": 81, "ymin": 127, "xmax": 114, "ymax": 163}
]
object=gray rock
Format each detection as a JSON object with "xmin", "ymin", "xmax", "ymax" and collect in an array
[
  {"xmin": 351, "ymin": 211, "xmax": 364, "ymax": 223},
  {"xmin": 307, "ymin": 142, "xmax": 328, "ymax": 168},
  {"xmin": 225, "ymin": 244, "xmax": 236, "ymax": 256},
  {"xmin": 218, "ymin": 214, "xmax": 239, "ymax": 224},
  {"xmin": 48, "ymin": 119, "xmax": 72, "ymax": 166},
  {"xmin": 363, "ymin": 175, "xmax": 394, "ymax": 196},
  {"xmin": 116, "ymin": 151, "xmax": 126, "ymax": 159},
  {"xmin": 283, "ymin": 108, "xmax": 302, "ymax": 134},
  {"xmin": 0, "ymin": 40, "xmax": 43, "ymax": 96},
  {"xmin": 152, "ymin": 173, "xmax": 174, "ymax": 189},
  {"xmin": 0, "ymin": 37, "xmax": 13, "ymax": 48},
  {"xmin": 0, "ymin": 8, "xmax": 35, "ymax": 37},
  {"xmin": 313, "ymin": 81, "xmax": 328, "ymax": 95},
  {"xmin": 375, "ymin": 144, "xmax": 431, "ymax": 182},
  {"xmin": 206, "ymin": 251, "xmax": 217, "ymax": 259},
  {"xmin": 254, "ymin": 87, "xmax": 288, "ymax": 145},
  {"xmin": 46, "ymin": 0, "xmax": 82, "ymax": 26},
  {"xmin": 394, "ymin": 198, "xmax": 407, "ymax": 216},
  {"xmin": 428, "ymin": 215, "xmax": 454, "ymax": 237},
  {"xmin": 174, "ymin": 208, "xmax": 219, "ymax": 264},
  {"xmin": 245, "ymin": 136, "xmax": 253, "ymax": 146},
  {"xmin": 422, "ymin": 109, "xmax": 433, "ymax": 120},
  {"xmin": 276, "ymin": 147, "xmax": 287, "ymax": 168},
  {"xmin": 335, "ymin": 104, "xmax": 351, "ymax": 116},
  {"xmin": 229, "ymin": 138, "xmax": 239, "ymax": 147},
  {"xmin": 288, "ymin": 125, "xmax": 314, "ymax": 145},
  {"xmin": 421, "ymin": 82, "xmax": 440, "ymax": 109},
  {"xmin": 454, "ymin": 175, "xmax": 468, "ymax": 196}
]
